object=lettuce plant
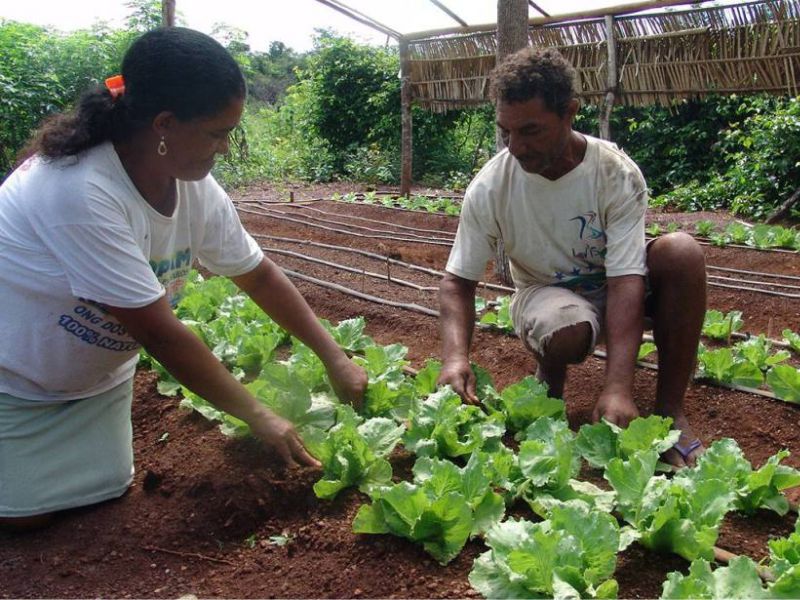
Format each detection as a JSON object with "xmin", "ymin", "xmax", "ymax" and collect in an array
[
  {"xmin": 469, "ymin": 504, "xmax": 628, "ymax": 599},
  {"xmin": 575, "ymin": 415, "xmax": 680, "ymax": 470},
  {"xmin": 696, "ymin": 345, "xmax": 764, "ymax": 388},
  {"xmin": 483, "ymin": 376, "xmax": 565, "ymax": 436},
  {"xmin": 516, "ymin": 418, "xmax": 615, "ymax": 517},
  {"xmin": 478, "ymin": 295, "xmax": 513, "ymax": 332},
  {"xmin": 403, "ymin": 387, "xmax": 506, "ymax": 458},
  {"xmin": 661, "ymin": 517, "xmax": 800, "ymax": 599},
  {"xmin": 305, "ymin": 406, "xmax": 404, "ymax": 500},
  {"xmin": 766, "ymin": 365, "xmax": 800, "ymax": 403},
  {"xmin": 702, "ymin": 309, "xmax": 744, "ymax": 341},
  {"xmin": 353, "ymin": 453, "xmax": 505, "ymax": 564},
  {"xmin": 676, "ymin": 438, "xmax": 800, "ymax": 516},
  {"xmin": 783, "ymin": 329, "xmax": 800, "ymax": 354},
  {"xmin": 606, "ymin": 450, "xmax": 736, "ymax": 561}
]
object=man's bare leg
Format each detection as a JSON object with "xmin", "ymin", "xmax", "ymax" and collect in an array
[
  {"xmin": 647, "ymin": 232, "xmax": 707, "ymax": 466},
  {"xmin": 533, "ymin": 321, "xmax": 593, "ymax": 399}
]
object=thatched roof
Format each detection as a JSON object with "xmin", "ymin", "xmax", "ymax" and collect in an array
[{"xmin": 406, "ymin": 0, "xmax": 800, "ymax": 111}]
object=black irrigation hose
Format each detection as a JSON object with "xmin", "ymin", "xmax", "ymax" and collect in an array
[
  {"xmin": 330, "ymin": 198, "xmax": 462, "ymax": 217},
  {"xmin": 649, "ymin": 235, "xmax": 798, "ymax": 255},
  {"xmin": 240, "ymin": 209, "xmax": 798, "ymax": 297},
  {"xmin": 238, "ymin": 206, "xmax": 453, "ymax": 247},
  {"xmin": 253, "ymin": 233, "xmax": 515, "ymax": 294},
  {"xmin": 707, "ymin": 280, "xmax": 800, "ymax": 299},
  {"xmin": 246, "ymin": 205, "xmax": 454, "ymax": 243},
  {"xmin": 282, "ymin": 265, "xmax": 784, "ymax": 402},
  {"xmin": 236, "ymin": 198, "xmax": 325, "ymax": 205},
  {"xmin": 261, "ymin": 201, "xmax": 458, "ymax": 237},
  {"xmin": 282, "ymin": 268, "xmax": 439, "ymax": 317},
  {"xmin": 263, "ymin": 246, "xmax": 439, "ymax": 292},
  {"xmin": 264, "ymin": 238, "xmax": 795, "ymax": 349},
  {"xmin": 708, "ymin": 274, "xmax": 800, "ymax": 292},
  {"xmin": 707, "ymin": 264, "xmax": 800, "ymax": 282},
  {"xmin": 361, "ymin": 190, "xmax": 466, "ymax": 201}
]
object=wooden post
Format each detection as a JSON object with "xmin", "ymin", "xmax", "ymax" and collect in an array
[
  {"xmin": 494, "ymin": 0, "xmax": 529, "ymax": 286},
  {"xmin": 495, "ymin": 0, "xmax": 530, "ymax": 151},
  {"xmin": 599, "ymin": 14, "xmax": 617, "ymax": 140},
  {"xmin": 162, "ymin": 0, "xmax": 176, "ymax": 27},
  {"xmin": 399, "ymin": 38, "xmax": 413, "ymax": 198}
]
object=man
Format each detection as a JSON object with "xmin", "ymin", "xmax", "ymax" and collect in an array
[{"xmin": 437, "ymin": 47, "xmax": 706, "ymax": 467}]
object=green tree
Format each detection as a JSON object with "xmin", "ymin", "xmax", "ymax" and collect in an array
[{"xmin": 124, "ymin": 0, "xmax": 167, "ymax": 32}]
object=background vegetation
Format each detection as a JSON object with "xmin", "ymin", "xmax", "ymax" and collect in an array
[{"xmin": 1, "ymin": 0, "xmax": 798, "ymax": 220}]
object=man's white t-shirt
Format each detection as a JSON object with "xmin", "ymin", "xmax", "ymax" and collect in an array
[
  {"xmin": 446, "ymin": 135, "xmax": 648, "ymax": 295},
  {"xmin": 0, "ymin": 142, "xmax": 263, "ymax": 402}
]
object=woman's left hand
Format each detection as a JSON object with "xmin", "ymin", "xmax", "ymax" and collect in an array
[{"xmin": 326, "ymin": 355, "xmax": 368, "ymax": 409}]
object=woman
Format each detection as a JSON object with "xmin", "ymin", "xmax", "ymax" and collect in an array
[{"xmin": 0, "ymin": 27, "xmax": 367, "ymax": 529}]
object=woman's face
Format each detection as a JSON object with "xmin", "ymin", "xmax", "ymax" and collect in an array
[{"xmin": 161, "ymin": 95, "xmax": 245, "ymax": 181}]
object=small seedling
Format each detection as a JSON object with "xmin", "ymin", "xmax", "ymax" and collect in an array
[{"xmin": 268, "ymin": 533, "xmax": 293, "ymax": 546}]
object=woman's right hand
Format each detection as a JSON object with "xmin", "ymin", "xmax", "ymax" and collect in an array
[
  {"xmin": 248, "ymin": 409, "xmax": 321, "ymax": 469},
  {"xmin": 437, "ymin": 357, "xmax": 479, "ymax": 405}
]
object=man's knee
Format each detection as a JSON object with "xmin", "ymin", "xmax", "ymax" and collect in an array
[
  {"xmin": 535, "ymin": 321, "xmax": 593, "ymax": 366},
  {"xmin": 648, "ymin": 232, "xmax": 705, "ymax": 280},
  {"xmin": 0, "ymin": 513, "xmax": 55, "ymax": 532}
]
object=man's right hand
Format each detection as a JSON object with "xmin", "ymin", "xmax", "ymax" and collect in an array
[
  {"xmin": 592, "ymin": 390, "xmax": 639, "ymax": 428},
  {"xmin": 438, "ymin": 358, "xmax": 479, "ymax": 405}
]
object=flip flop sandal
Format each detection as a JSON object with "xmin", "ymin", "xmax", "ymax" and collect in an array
[{"xmin": 673, "ymin": 439, "xmax": 702, "ymax": 461}]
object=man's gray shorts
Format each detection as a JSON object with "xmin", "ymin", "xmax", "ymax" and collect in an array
[
  {"xmin": 510, "ymin": 286, "xmax": 605, "ymax": 358},
  {"xmin": 510, "ymin": 284, "xmax": 654, "ymax": 360}
]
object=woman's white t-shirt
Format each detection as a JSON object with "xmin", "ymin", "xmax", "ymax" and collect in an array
[{"xmin": 0, "ymin": 142, "xmax": 263, "ymax": 401}]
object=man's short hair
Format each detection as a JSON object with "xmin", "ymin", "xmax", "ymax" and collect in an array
[{"xmin": 489, "ymin": 47, "xmax": 578, "ymax": 117}]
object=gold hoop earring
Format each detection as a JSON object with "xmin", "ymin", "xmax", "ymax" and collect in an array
[{"xmin": 157, "ymin": 137, "xmax": 168, "ymax": 156}]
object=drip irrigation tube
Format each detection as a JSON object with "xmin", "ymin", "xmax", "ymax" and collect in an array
[
  {"xmin": 361, "ymin": 190, "xmax": 466, "ymax": 201},
  {"xmin": 331, "ymin": 198, "xmax": 461, "ymax": 217},
  {"xmin": 708, "ymin": 275, "xmax": 800, "ymax": 292},
  {"xmin": 705, "ymin": 280, "xmax": 800, "ymax": 299},
  {"xmin": 247, "ymin": 205, "xmax": 454, "ymax": 243},
  {"xmin": 282, "ymin": 268, "xmax": 439, "ymax": 317},
  {"xmin": 236, "ymin": 198, "xmax": 325, "ymax": 205},
  {"xmin": 263, "ymin": 246, "xmax": 439, "ymax": 292},
  {"xmin": 239, "ymin": 206, "xmax": 453, "ymax": 247},
  {"xmin": 253, "ymin": 233, "xmax": 515, "ymax": 293},
  {"xmin": 647, "ymin": 235, "xmax": 798, "ymax": 255},
  {"xmin": 282, "ymin": 265, "xmax": 786, "ymax": 402},
  {"xmin": 261, "ymin": 201, "xmax": 457, "ymax": 237},
  {"xmin": 241, "ymin": 210, "xmax": 798, "ymax": 297},
  {"xmin": 708, "ymin": 265, "xmax": 800, "ymax": 282}
]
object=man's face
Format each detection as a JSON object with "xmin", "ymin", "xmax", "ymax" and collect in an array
[{"xmin": 496, "ymin": 97, "xmax": 576, "ymax": 178}]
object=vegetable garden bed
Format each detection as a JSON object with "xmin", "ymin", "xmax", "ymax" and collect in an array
[{"xmin": 1, "ymin": 181, "xmax": 798, "ymax": 599}]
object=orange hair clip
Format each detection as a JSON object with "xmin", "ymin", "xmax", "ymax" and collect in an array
[{"xmin": 105, "ymin": 75, "xmax": 126, "ymax": 101}]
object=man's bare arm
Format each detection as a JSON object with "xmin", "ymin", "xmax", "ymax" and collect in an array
[{"xmin": 438, "ymin": 272, "xmax": 479, "ymax": 403}]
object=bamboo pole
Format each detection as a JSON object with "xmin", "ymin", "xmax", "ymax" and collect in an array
[
  {"xmin": 599, "ymin": 14, "xmax": 618, "ymax": 140},
  {"xmin": 404, "ymin": 0, "xmax": 719, "ymax": 40},
  {"xmin": 400, "ymin": 39, "xmax": 413, "ymax": 197},
  {"xmin": 162, "ymin": 0, "xmax": 175, "ymax": 27}
]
